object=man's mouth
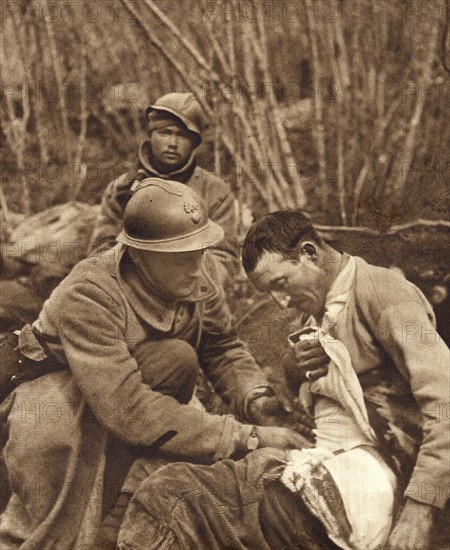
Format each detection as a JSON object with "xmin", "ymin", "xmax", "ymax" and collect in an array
[
  {"xmin": 288, "ymin": 297, "xmax": 305, "ymax": 310},
  {"xmin": 270, "ymin": 293, "xmax": 291, "ymax": 309}
]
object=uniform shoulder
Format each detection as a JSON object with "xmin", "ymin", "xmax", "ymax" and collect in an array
[
  {"xmin": 353, "ymin": 256, "xmax": 431, "ymax": 319},
  {"xmin": 193, "ymin": 166, "xmax": 231, "ymax": 191},
  {"xmin": 52, "ymin": 251, "xmax": 123, "ymax": 306}
]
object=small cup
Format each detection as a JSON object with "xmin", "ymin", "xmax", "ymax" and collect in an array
[{"xmin": 287, "ymin": 326, "xmax": 319, "ymax": 346}]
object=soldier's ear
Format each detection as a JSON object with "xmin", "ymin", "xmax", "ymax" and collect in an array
[
  {"xmin": 299, "ymin": 241, "xmax": 319, "ymax": 261},
  {"xmin": 128, "ymin": 247, "xmax": 141, "ymax": 264}
]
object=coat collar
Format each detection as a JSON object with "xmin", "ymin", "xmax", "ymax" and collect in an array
[
  {"xmin": 322, "ymin": 253, "xmax": 355, "ymax": 322},
  {"xmin": 106, "ymin": 244, "xmax": 217, "ymax": 332}
]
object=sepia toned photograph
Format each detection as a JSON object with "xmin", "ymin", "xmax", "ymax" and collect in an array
[{"xmin": 0, "ymin": 1, "xmax": 449, "ymax": 548}]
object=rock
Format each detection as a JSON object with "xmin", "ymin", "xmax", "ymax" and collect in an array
[{"xmin": 3, "ymin": 202, "xmax": 99, "ymax": 272}]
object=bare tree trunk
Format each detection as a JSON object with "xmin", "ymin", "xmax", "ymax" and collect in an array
[
  {"xmin": 71, "ymin": 40, "xmax": 88, "ymax": 202},
  {"xmin": 121, "ymin": 0, "xmax": 212, "ymax": 117},
  {"xmin": 42, "ymin": 0, "xmax": 73, "ymax": 170},
  {"xmin": 256, "ymin": 12, "xmax": 306, "ymax": 208},
  {"xmin": 304, "ymin": 0, "xmax": 328, "ymax": 210},
  {"xmin": 325, "ymin": 10, "xmax": 348, "ymax": 225},
  {"xmin": 3, "ymin": 12, "xmax": 32, "ymax": 215},
  {"xmin": 385, "ymin": 21, "xmax": 440, "ymax": 214}
]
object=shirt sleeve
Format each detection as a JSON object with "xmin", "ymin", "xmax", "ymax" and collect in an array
[{"xmin": 56, "ymin": 280, "xmax": 252, "ymax": 462}]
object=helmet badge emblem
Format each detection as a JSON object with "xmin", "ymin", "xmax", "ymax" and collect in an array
[{"xmin": 183, "ymin": 199, "xmax": 201, "ymax": 224}]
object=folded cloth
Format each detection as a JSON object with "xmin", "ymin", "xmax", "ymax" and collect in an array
[{"xmin": 299, "ymin": 255, "xmax": 377, "ymax": 446}]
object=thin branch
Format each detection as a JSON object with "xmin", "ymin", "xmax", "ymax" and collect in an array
[
  {"xmin": 42, "ymin": 0, "xmax": 73, "ymax": 168},
  {"xmin": 221, "ymin": 134, "xmax": 275, "ymax": 210},
  {"xmin": 71, "ymin": 40, "xmax": 88, "ymax": 202},
  {"xmin": 120, "ymin": 0, "xmax": 212, "ymax": 117},
  {"xmin": 440, "ymin": 0, "xmax": 450, "ymax": 74},
  {"xmin": 32, "ymin": 24, "xmax": 50, "ymax": 165},
  {"xmin": 304, "ymin": 0, "xmax": 327, "ymax": 210},
  {"xmin": 324, "ymin": 10, "xmax": 348, "ymax": 225},
  {"xmin": 225, "ymin": 0, "xmax": 243, "ymax": 222},
  {"xmin": 336, "ymin": 128, "xmax": 347, "ymax": 225},
  {"xmin": 204, "ymin": 16, "xmax": 231, "ymax": 74},
  {"xmin": 1, "ymin": 15, "xmax": 32, "ymax": 215},
  {"xmin": 0, "ymin": 185, "xmax": 12, "ymax": 232},
  {"xmin": 141, "ymin": 0, "xmax": 212, "ymax": 74},
  {"xmin": 385, "ymin": 21, "xmax": 440, "ymax": 208},
  {"xmin": 255, "ymin": 14, "xmax": 306, "ymax": 207},
  {"xmin": 351, "ymin": 160, "xmax": 370, "ymax": 225}
]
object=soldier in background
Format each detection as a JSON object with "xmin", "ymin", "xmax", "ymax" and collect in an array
[
  {"xmin": 88, "ymin": 92, "xmax": 239, "ymax": 287},
  {"xmin": 0, "ymin": 92, "xmax": 238, "ymax": 334}
]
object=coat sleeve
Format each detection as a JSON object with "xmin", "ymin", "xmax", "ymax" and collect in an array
[
  {"xmin": 198, "ymin": 285, "xmax": 273, "ymax": 419},
  {"xmin": 371, "ymin": 282, "xmax": 450, "ymax": 508},
  {"xmin": 200, "ymin": 171, "xmax": 240, "ymax": 272},
  {"xmin": 87, "ymin": 173, "xmax": 131, "ymax": 257},
  {"xmin": 56, "ymin": 280, "xmax": 252, "ymax": 462}
]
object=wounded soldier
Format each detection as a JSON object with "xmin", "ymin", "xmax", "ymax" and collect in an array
[{"xmin": 117, "ymin": 211, "xmax": 450, "ymax": 550}]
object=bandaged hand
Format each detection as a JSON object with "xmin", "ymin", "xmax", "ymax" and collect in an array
[{"xmin": 284, "ymin": 339, "xmax": 329, "ymax": 393}]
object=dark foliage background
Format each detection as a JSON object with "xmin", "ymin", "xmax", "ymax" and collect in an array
[{"xmin": 1, "ymin": 0, "xmax": 449, "ymax": 230}]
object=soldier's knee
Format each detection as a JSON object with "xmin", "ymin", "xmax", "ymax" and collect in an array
[{"xmin": 134, "ymin": 339, "xmax": 199, "ymax": 403}]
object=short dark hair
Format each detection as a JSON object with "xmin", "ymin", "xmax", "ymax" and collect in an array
[{"xmin": 242, "ymin": 211, "xmax": 323, "ymax": 273}]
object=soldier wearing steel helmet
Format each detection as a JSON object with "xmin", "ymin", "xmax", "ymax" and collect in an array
[
  {"xmin": 0, "ymin": 179, "xmax": 311, "ymax": 549},
  {"xmin": 88, "ymin": 92, "xmax": 239, "ymax": 287}
]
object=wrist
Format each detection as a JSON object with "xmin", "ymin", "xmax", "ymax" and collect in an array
[
  {"xmin": 234, "ymin": 424, "xmax": 255, "ymax": 458},
  {"xmin": 244, "ymin": 386, "xmax": 275, "ymax": 420}
]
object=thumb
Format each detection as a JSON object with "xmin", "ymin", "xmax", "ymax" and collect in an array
[{"xmin": 277, "ymin": 394, "xmax": 295, "ymax": 413}]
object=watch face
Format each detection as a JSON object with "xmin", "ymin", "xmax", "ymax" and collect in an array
[{"xmin": 247, "ymin": 435, "xmax": 259, "ymax": 451}]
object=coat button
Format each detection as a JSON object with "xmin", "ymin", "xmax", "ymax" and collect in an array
[
  {"xmin": 201, "ymin": 286, "xmax": 208, "ymax": 292},
  {"xmin": 157, "ymin": 314, "xmax": 164, "ymax": 322}
]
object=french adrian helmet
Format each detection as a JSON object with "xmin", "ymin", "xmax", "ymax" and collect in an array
[
  {"xmin": 146, "ymin": 92, "xmax": 206, "ymax": 142},
  {"xmin": 117, "ymin": 178, "xmax": 224, "ymax": 252}
]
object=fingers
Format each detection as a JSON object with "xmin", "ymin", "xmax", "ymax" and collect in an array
[
  {"xmin": 284, "ymin": 428, "xmax": 313, "ymax": 449},
  {"xmin": 293, "ymin": 340, "xmax": 329, "ymax": 372},
  {"xmin": 284, "ymin": 357, "xmax": 328, "ymax": 394},
  {"xmin": 286, "ymin": 355, "xmax": 329, "ymax": 377},
  {"xmin": 294, "ymin": 344, "xmax": 327, "ymax": 361},
  {"xmin": 306, "ymin": 366, "xmax": 329, "ymax": 381},
  {"xmin": 296, "ymin": 423, "xmax": 316, "ymax": 443},
  {"xmin": 277, "ymin": 395, "xmax": 295, "ymax": 413},
  {"xmin": 298, "ymin": 355, "xmax": 330, "ymax": 370},
  {"xmin": 288, "ymin": 409, "xmax": 316, "ymax": 429},
  {"xmin": 294, "ymin": 339, "xmax": 322, "ymax": 352}
]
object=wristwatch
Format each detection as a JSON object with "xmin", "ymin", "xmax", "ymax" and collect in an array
[{"xmin": 246, "ymin": 426, "xmax": 259, "ymax": 451}]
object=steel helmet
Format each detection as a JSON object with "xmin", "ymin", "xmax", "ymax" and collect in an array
[
  {"xmin": 117, "ymin": 178, "xmax": 224, "ymax": 252},
  {"xmin": 146, "ymin": 93, "xmax": 206, "ymax": 142}
]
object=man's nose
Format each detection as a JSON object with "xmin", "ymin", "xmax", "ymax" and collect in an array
[
  {"xmin": 167, "ymin": 135, "xmax": 178, "ymax": 148},
  {"xmin": 270, "ymin": 291, "xmax": 291, "ymax": 309}
]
